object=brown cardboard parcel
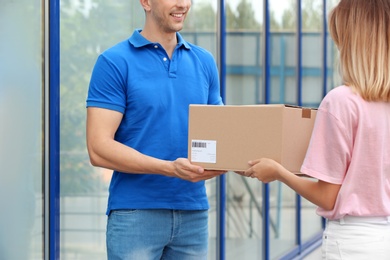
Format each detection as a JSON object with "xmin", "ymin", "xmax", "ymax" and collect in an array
[{"xmin": 188, "ymin": 104, "xmax": 317, "ymax": 173}]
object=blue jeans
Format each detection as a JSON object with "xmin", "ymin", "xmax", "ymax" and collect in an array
[{"xmin": 106, "ymin": 209, "xmax": 209, "ymax": 260}]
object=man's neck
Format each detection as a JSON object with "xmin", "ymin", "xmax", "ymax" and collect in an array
[{"xmin": 141, "ymin": 27, "xmax": 178, "ymax": 58}]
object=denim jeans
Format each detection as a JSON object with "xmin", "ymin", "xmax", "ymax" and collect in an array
[
  {"xmin": 106, "ymin": 209, "xmax": 208, "ymax": 260},
  {"xmin": 322, "ymin": 216, "xmax": 390, "ymax": 259}
]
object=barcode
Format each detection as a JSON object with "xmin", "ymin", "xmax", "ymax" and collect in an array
[{"xmin": 192, "ymin": 141, "xmax": 207, "ymax": 148}]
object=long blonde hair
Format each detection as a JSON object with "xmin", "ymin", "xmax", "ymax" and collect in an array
[{"xmin": 329, "ymin": 0, "xmax": 390, "ymax": 102}]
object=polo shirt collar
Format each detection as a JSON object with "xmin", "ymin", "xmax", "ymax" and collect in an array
[{"xmin": 129, "ymin": 29, "xmax": 191, "ymax": 50}]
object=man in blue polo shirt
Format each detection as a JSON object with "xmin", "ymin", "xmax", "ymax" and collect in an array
[{"xmin": 86, "ymin": 0, "xmax": 224, "ymax": 259}]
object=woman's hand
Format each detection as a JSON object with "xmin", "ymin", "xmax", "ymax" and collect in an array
[{"xmin": 244, "ymin": 158, "xmax": 284, "ymax": 183}]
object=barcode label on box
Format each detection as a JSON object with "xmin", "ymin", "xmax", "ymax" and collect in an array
[{"xmin": 191, "ymin": 140, "xmax": 216, "ymax": 163}]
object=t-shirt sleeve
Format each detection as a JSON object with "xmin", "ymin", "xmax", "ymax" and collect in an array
[
  {"xmin": 86, "ymin": 54, "xmax": 127, "ymax": 113},
  {"xmin": 300, "ymin": 98, "xmax": 353, "ymax": 184},
  {"xmin": 204, "ymin": 52, "xmax": 223, "ymax": 106}
]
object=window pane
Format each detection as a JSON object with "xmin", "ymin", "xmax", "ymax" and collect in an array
[
  {"xmin": 225, "ymin": 0, "xmax": 263, "ymax": 105},
  {"xmin": 269, "ymin": 182, "xmax": 297, "ymax": 259},
  {"xmin": 226, "ymin": 174, "xmax": 264, "ymax": 260},
  {"xmin": 301, "ymin": 0, "xmax": 324, "ymax": 107},
  {"xmin": 0, "ymin": 1, "xmax": 44, "ymax": 259},
  {"xmin": 270, "ymin": 0, "xmax": 297, "ymax": 105}
]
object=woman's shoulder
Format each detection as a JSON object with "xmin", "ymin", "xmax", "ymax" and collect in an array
[
  {"xmin": 323, "ymin": 85, "xmax": 362, "ymax": 104},
  {"xmin": 319, "ymin": 85, "xmax": 363, "ymax": 116},
  {"xmin": 327, "ymin": 85, "xmax": 353, "ymax": 97}
]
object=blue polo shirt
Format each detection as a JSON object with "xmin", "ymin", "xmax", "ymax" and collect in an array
[{"xmin": 87, "ymin": 30, "xmax": 223, "ymax": 214}]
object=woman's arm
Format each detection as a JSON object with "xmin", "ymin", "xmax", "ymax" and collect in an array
[{"xmin": 244, "ymin": 158, "xmax": 341, "ymax": 210}]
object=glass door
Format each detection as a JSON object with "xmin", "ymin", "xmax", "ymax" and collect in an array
[{"xmin": 0, "ymin": 0, "xmax": 45, "ymax": 259}]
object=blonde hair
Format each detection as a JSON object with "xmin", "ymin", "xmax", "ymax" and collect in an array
[{"xmin": 329, "ymin": 0, "xmax": 390, "ymax": 102}]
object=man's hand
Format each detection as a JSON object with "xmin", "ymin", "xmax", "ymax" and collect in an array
[{"xmin": 172, "ymin": 158, "xmax": 225, "ymax": 182}]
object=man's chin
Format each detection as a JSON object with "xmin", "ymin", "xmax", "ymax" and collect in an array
[{"xmin": 173, "ymin": 26, "xmax": 184, "ymax": 32}]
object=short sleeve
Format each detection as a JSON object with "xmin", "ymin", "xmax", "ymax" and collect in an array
[
  {"xmin": 206, "ymin": 56, "xmax": 223, "ymax": 105},
  {"xmin": 86, "ymin": 54, "xmax": 127, "ymax": 113},
  {"xmin": 300, "ymin": 97, "xmax": 353, "ymax": 184}
]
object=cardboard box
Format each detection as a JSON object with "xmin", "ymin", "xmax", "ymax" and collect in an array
[{"xmin": 188, "ymin": 104, "xmax": 317, "ymax": 173}]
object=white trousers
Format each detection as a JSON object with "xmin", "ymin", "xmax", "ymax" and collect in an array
[{"xmin": 322, "ymin": 216, "xmax": 390, "ymax": 260}]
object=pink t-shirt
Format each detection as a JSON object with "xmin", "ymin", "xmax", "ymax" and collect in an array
[{"xmin": 301, "ymin": 85, "xmax": 390, "ymax": 220}]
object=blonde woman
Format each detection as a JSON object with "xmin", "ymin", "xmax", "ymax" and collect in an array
[{"xmin": 244, "ymin": 0, "xmax": 390, "ymax": 258}]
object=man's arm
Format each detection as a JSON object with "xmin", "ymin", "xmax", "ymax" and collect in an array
[{"xmin": 86, "ymin": 107, "xmax": 224, "ymax": 181}]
